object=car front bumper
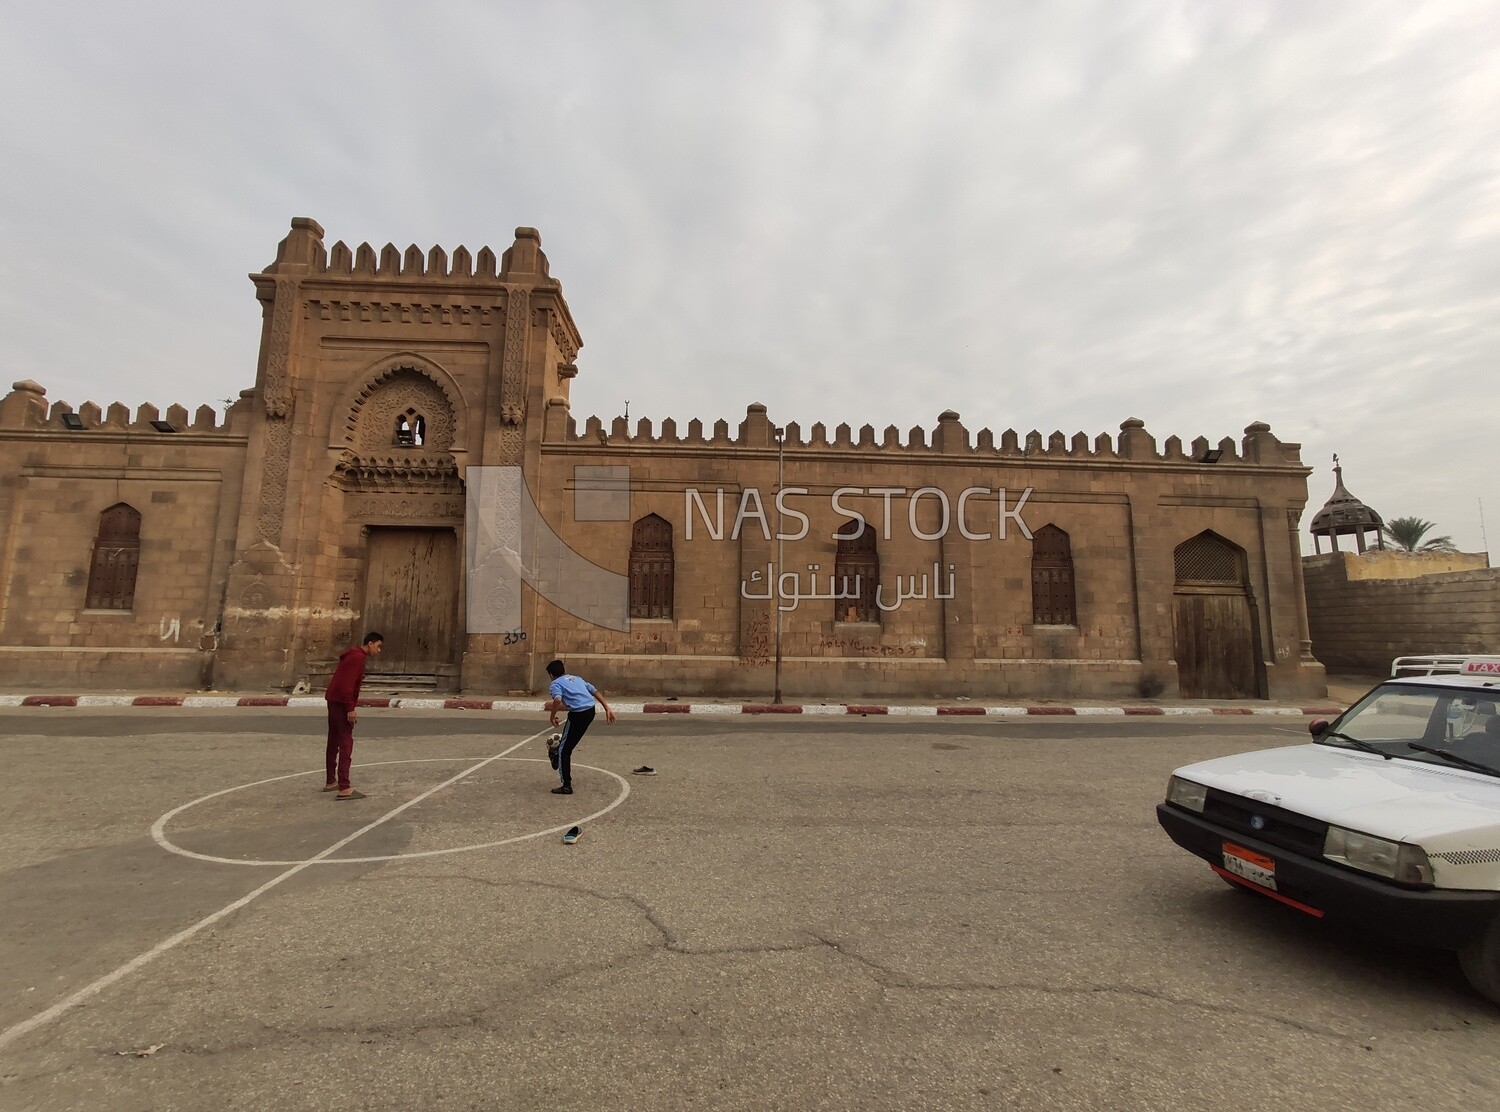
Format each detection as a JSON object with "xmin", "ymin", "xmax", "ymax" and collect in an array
[{"xmin": 1157, "ymin": 803, "xmax": 1500, "ymax": 949}]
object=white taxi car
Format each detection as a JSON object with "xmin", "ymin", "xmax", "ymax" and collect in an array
[{"xmin": 1157, "ymin": 657, "xmax": 1500, "ymax": 1003}]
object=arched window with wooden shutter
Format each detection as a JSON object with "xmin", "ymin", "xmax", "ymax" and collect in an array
[
  {"xmin": 86, "ymin": 503, "xmax": 142, "ymax": 610},
  {"xmin": 1031, "ymin": 523, "xmax": 1077, "ymax": 626},
  {"xmin": 834, "ymin": 523, "xmax": 880, "ymax": 623},
  {"xmin": 629, "ymin": 514, "xmax": 674, "ymax": 619}
]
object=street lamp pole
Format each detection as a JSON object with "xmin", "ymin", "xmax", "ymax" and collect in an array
[{"xmin": 773, "ymin": 424, "xmax": 784, "ymax": 705}]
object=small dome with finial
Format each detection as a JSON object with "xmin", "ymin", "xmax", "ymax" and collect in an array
[{"xmin": 1309, "ymin": 455, "xmax": 1384, "ymax": 553}]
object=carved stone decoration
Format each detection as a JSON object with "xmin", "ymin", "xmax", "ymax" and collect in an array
[
  {"xmin": 501, "ymin": 426, "xmax": 524, "ymax": 463},
  {"xmin": 257, "ymin": 413, "xmax": 293, "ymax": 544},
  {"xmin": 337, "ymin": 366, "xmax": 464, "ymax": 496},
  {"xmin": 333, "ymin": 452, "xmax": 462, "ymax": 494},
  {"xmin": 475, "ymin": 565, "xmax": 521, "ymax": 633},
  {"xmin": 344, "ymin": 492, "xmax": 465, "ymax": 522},
  {"xmin": 247, "ymin": 251, "xmax": 304, "ymax": 562},
  {"xmin": 306, "ymin": 299, "xmax": 497, "ymax": 327},
  {"xmin": 263, "ymin": 279, "xmax": 296, "ymax": 418},
  {"xmin": 240, "ymin": 576, "xmax": 270, "ymax": 610},
  {"xmin": 346, "ymin": 368, "xmax": 456, "ymax": 452},
  {"xmin": 499, "ymin": 289, "xmax": 528, "ymax": 464},
  {"xmin": 536, "ymin": 307, "xmax": 579, "ymax": 362}
]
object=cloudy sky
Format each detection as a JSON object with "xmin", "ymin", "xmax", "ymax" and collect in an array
[{"xmin": 2, "ymin": 1, "xmax": 1496, "ymax": 553}]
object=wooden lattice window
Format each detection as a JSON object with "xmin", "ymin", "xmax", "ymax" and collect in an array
[
  {"xmin": 834, "ymin": 523, "xmax": 879, "ymax": 623},
  {"xmin": 1031, "ymin": 524, "xmax": 1077, "ymax": 626},
  {"xmin": 86, "ymin": 503, "xmax": 142, "ymax": 610},
  {"xmin": 629, "ymin": 514, "xmax": 674, "ymax": 619},
  {"xmin": 1174, "ymin": 531, "xmax": 1242, "ymax": 584}
]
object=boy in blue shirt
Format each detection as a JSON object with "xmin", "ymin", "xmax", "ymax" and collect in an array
[{"xmin": 542, "ymin": 659, "xmax": 616, "ymax": 795}]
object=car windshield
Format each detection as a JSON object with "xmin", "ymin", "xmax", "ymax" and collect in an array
[{"xmin": 1318, "ymin": 683, "xmax": 1500, "ymax": 775}]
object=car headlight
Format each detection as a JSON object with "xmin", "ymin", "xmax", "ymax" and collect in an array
[
  {"xmin": 1166, "ymin": 776, "xmax": 1208, "ymax": 813},
  {"xmin": 1323, "ymin": 826, "xmax": 1433, "ymax": 885}
]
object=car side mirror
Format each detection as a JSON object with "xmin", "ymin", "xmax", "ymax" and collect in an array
[{"xmin": 1308, "ymin": 718, "xmax": 1330, "ymax": 738}]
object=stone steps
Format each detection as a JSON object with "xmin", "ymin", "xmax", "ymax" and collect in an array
[{"xmin": 361, "ymin": 673, "xmax": 440, "ymax": 695}]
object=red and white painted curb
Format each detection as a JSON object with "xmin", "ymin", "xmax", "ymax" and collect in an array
[{"xmin": 0, "ymin": 693, "xmax": 1345, "ymax": 716}]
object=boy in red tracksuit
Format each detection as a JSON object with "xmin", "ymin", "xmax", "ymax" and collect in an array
[{"xmin": 324, "ymin": 632, "xmax": 383, "ymax": 799}]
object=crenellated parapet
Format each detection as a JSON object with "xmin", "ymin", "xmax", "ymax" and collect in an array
[
  {"xmin": 260, "ymin": 218, "xmax": 562, "ymax": 287},
  {"xmin": 321, "ymin": 240, "xmax": 508, "ymax": 281},
  {"xmin": 0, "ymin": 380, "xmax": 249, "ymax": 435},
  {"xmin": 558, "ymin": 404, "xmax": 1304, "ymax": 468},
  {"xmin": 254, "ymin": 218, "xmax": 583, "ymax": 413}
]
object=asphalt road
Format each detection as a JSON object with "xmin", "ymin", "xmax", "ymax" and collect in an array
[{"xmin": 0, "ymin": 710, "xmax": 1495, "ymax": 1111}]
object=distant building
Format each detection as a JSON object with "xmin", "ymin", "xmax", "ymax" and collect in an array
[
  {"xmin": 1302, "ymin": 461, "xmax": 1496, "ymax": 674},
  {"xmin": 0, "ymin": 219, "xmax": 1328, "ymax": 700}
]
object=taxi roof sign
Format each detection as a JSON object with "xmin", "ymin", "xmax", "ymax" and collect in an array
[{"xmin": 1393, "ymin": 654, "xmax": 1500, "ymax": 677}]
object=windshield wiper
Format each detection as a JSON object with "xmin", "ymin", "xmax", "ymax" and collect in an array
[
  {"xmin": 1316, "ymin": 730, "xmax": 1393, "ymax": 759},
  {"xmin": 1405, "ymin": 742, "xmax": 1500, "ymax": 778}
]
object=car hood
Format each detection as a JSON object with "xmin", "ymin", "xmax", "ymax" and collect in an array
[{"xmin": 1175, "ymin": 744, "xmax": 1500, "ymax": 843}]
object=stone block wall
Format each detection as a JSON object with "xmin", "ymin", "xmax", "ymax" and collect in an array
[
  {"xmin": 1303, "ymin": 551, "xmax": 1500, "ymax": 675},
  {"xmin": 526, "ymin": 406, "xmax": 1325, "ymax": 700},
  {"xmin": 0, "ymin": 381, "xmax": 250, "ymax": 688}
]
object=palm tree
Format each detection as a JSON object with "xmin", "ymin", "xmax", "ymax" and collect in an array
[{"xmin": 1382, "ymin": 516, "xmax": 1459, "ymax": 553}]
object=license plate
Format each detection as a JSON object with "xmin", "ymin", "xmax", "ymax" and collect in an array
[{"xmin": 1222, "ymin": 842, "xmax": 1277, "ymax": 890}]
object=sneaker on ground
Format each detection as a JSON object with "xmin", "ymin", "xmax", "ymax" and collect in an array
[{"xmin": 632, "ymin": 766, "xmax": 657, "ymax": 775}]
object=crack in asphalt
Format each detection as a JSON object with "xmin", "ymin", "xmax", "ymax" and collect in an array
[
  {"xmin": 360, "ymin": 870, "xmax": 1365, "ymax": 1044},
  {"xmin": 804, "ymin": 931, "xmax": 1366, "ymax": 1043},
  {"xmin": 372, "ymin": 871, "xmax": 816, "ymax": 958}
]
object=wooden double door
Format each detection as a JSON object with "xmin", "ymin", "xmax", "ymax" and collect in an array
[
  {"xmin": 1172, "ymin": 531, "xmax": 1264, "ymax": 699},
  {"xmin": 362, "ymin": 527, "xmax": 459, "ymax": 679},
  {"xmin": 1172, "ymin": 589, "xmax": 1260, "ymax": 699}
]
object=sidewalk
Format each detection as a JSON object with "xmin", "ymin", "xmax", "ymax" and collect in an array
[{"xmin": 0, "ymin": 681, "xmax": 1374, "ymax": 717}]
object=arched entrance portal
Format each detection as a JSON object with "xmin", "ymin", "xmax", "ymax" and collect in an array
[
  {"xmin": 341, "ymin": 361, "xmax": 465, "ymax": 690},
  {"xmin": 1172, "ymin": 531, "xmax": 1264, "ymax": 699}
]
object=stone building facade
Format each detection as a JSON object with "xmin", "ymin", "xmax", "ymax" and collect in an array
[{"xmin": 0, "ymin": 218, "xmax": 1327, "ymax": 699}]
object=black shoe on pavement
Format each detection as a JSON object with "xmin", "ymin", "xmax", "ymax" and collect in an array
[
  {"xmin": 551, "ymin": 785, "xmax": 573, "ymax": 795},
  {"xmin": 632, "ymin": 766, "xmax": 657, "ymax": 775}
]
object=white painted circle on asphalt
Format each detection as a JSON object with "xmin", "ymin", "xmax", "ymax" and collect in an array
[{"xmin": 151, "ymin": 756, "xmax": 631, "ymax": 866}]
